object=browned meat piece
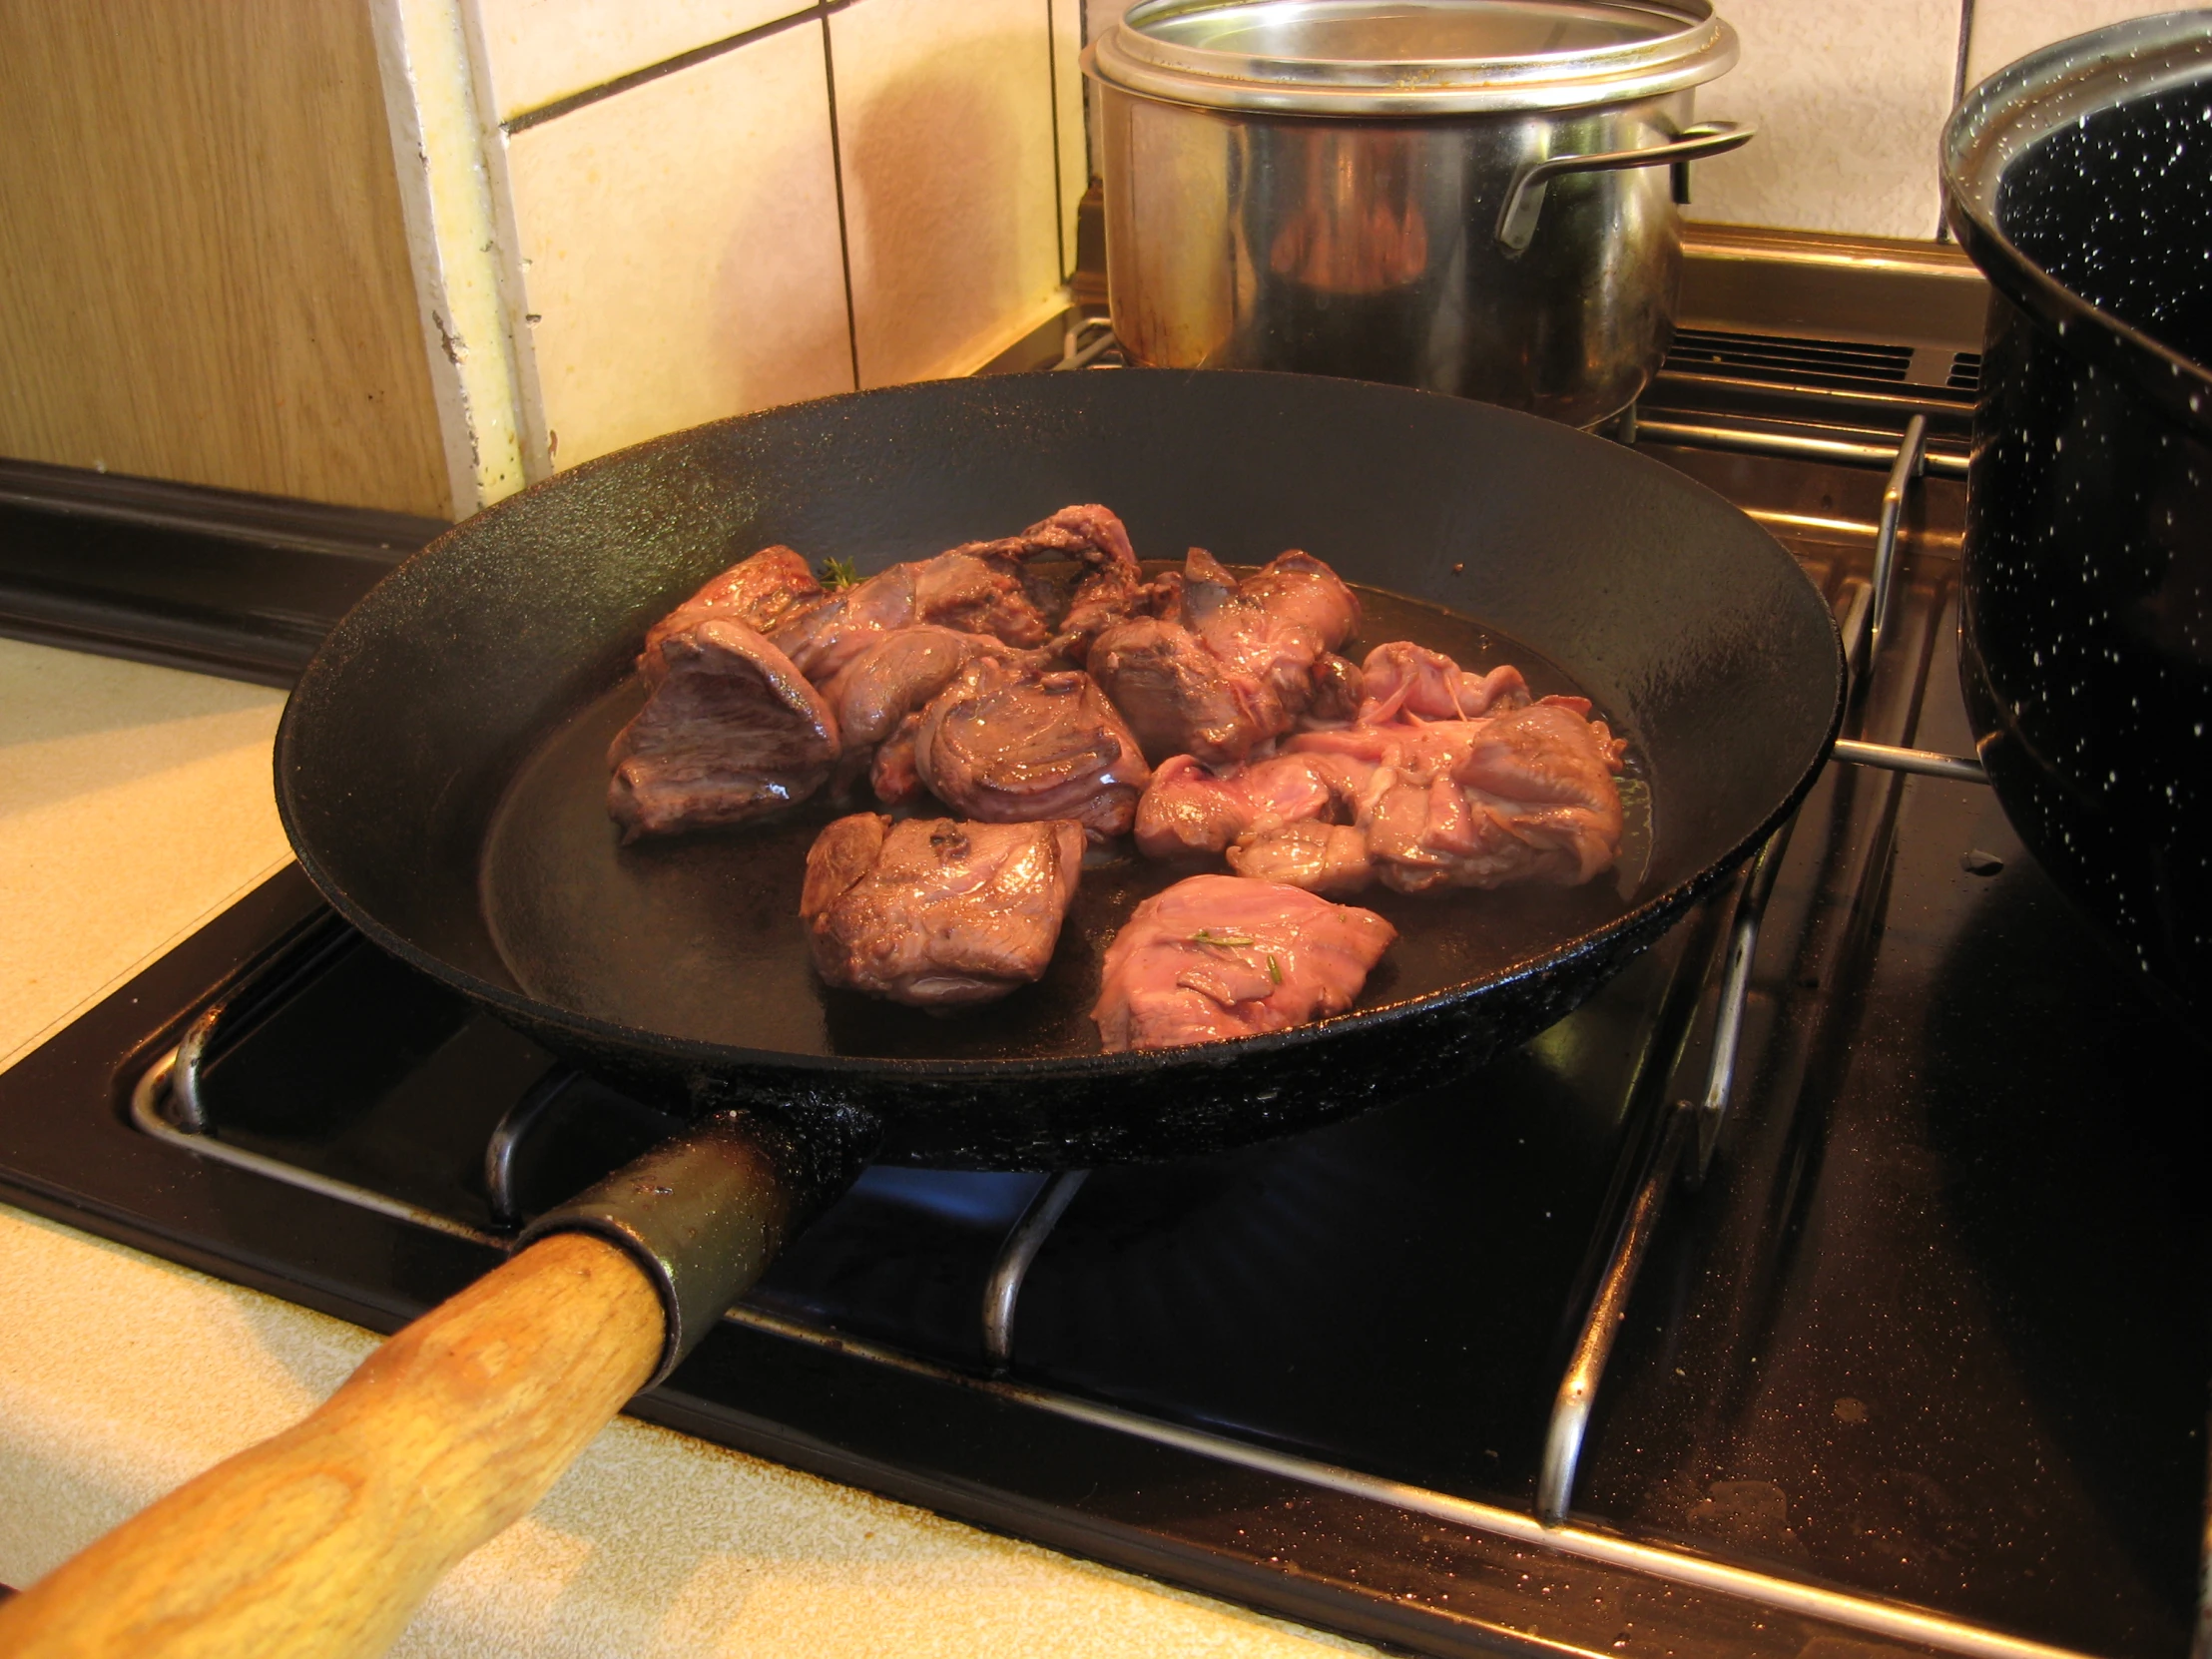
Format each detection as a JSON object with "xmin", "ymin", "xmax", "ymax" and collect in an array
[
  {"xmin": 1090, "ymin": 547, "xmax": 1354, "ymax": 767},
  {"xmin": 803, "ymin": 814, "xmax": 1084, "ymax": 1007},
  {"xmin": 1356, "ymin": 642, "xmax": 1529, "ymax": 724},
  {"xmin": 1134, "ymin": 752, "xmax": 1344, "ymax": 858},
  {"xmin": 817, "ymin": 623, "xmax": 1044, "ymax": 789},
  {"xmin": 652, "ymin": 545, "xmax": 828, "ymax": 648},
  {"xmin": 776, "ymin": 504, "xmax": 1142, "ymax": 685},
  {"xmin": 608, "ymin": 618, "xmax": 839, "ymax": 841},
  {"xmin": 1091, "ymin": 873, "xmax": 1396, "ymax": 1051},
  {"xmin": 913, "ymin": 658, "xmax": 1152, "ymax": 838},
  {"xmin": 868, "ymin": 712, "xmax": 925, "ymax": 806},
  {"xmin": 1304, "ymin": 653, "xmax": 1366, "ymax": 728},
  {"xmin": 773, "ymin": 551, "xmax": 1052, "ymax": 685},
  {"xmin": 1240, "ymin": 550, "xmax": 1362, "ymax": 651}
]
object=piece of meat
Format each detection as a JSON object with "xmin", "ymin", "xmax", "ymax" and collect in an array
[
  {"xmin": 1135, "ymin": 752, "xmax": 1344, "ymax": 858},
  {"xmin": 803, "ymin": 814, "xmax": 1084, "ymax": 1007},
  {"xmin": 1241, "ymin": 550, "xmax": 1362, "ymax": 651},
  {"xmin": 1303, "ymin": 653, "xmax": 1366, "ymax": 728},
  {"xmin": 644, "ymin": 545, "xmax": 827, "ymax": 657},
  {"xmin": 913, "ymin": 658, "xmax": 1152, "ymax": 838},
  {"xmin": 1091, "ymin": 873, "xmax": 1396, "ymax": 1051},
  {"xmin": 869, "ymin": 712, "xmax": 925, "ymax": 806},
  {"xmin": 1225, "ymin": 820, "xmax": 1376, "ymax": 896},
  {"xmin": 1091, "ymin": 547, "xmax": 1353, "ymax": 767},
  {"xmin": 1274, "ymin": 699, "xmax": 1626, "ymax": 892},
  {"xmin": 817, "ymin": 625, "xmax": 1043, "ymax": 760},
  {"xmin": 608, "ymin": 618, "xmax": 839, "ymax": 840},
  {"xmin": 772, "ymin": 551, "xmax": 1052, "ymax": 686},
  {"xmin": 1356, "ymin": 642, "xmax": 1530, "ymax": 725},
  {"xmin": 948, "ymin": 504, "xmax": 1147, "ymax": 664}
]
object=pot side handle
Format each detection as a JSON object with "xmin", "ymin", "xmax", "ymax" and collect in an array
[
  {"xmin": 0, "ymin": 1107, "xmax": 858, "ymax": 1659},
  {"xmin": 1496, "ymin": 120, "xmax": 1756, "ymax": 254}
]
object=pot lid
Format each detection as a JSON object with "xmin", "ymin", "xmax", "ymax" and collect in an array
[{"xmin": 1085, "ymin": 0, "xmax": 1738, "ymax": 116}]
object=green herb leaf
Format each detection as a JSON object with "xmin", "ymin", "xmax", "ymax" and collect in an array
[
  {"xmin": 1189, "ymin": 928, "xmax": 1257, "ymax": 950},
  {"xmin": 820, "ymin": 555, "xmax": 860, "ymax": 591},
  {"xmin": 1267, "ymin": 953, "xmax": 1282, "ymax": 985}
]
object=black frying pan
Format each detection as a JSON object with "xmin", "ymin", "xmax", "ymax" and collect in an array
[{"xmin": 1, "ymin": 372, "xmax": 1840, "ymax": 1653}]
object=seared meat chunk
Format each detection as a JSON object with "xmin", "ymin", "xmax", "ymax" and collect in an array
[
  {"xmin": 1135, "ymin": 752, "xmax": 1343, "ymax": 858},
  {"xmin": 774, "ymin": 551, "xmax": 1051, "ymax": 685},
  {"xmin": 608, "ymin": 618, "xmax": 838, "ymax": 840},
  {"xmin": 1090, "ymin": 547, "xmax": 1353, "ymax": 767},
  {"xmin": 803, "ymin": 814, "xmax": 1083, "ymax": 1007},
  {"xmin": 1226, "ymin": 820, "xmax": 1376, "ymax": 896},
  {"xmin": 817, "ymin": 626, "xmax": 1044, "ymax": 790},
  {"xmin": 1357, "ymin": 641, "xmax": 1529, "ymax": 724},
  {"xmin": 913, "ymin": 658, "xmax": 1151, "ymax": 838},
  {"xmin": 1091, "ymin": 874, "xmax": 1396, "ymax": 1051},
  {"xmin": 652, "ymin": 545, "xmax": 827, "ymax": 648},
  {"xmin": 775, "ymin": 504, "xmax": 1141, "ymax": 686}
]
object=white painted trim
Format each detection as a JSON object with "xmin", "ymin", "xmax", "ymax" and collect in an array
[{"xmin": 367, "ymin": 0, "xmax": 533, "ymax": 514}]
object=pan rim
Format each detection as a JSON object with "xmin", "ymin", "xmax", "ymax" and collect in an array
[{"xmin": 276, "ymin": 367, "xmax": 1846, "ymax": 1085}]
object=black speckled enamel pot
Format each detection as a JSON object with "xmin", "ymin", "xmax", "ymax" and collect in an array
[{"xmin": 1943, "ymin": 14, "xmax": 2212, "ymax": 1028}]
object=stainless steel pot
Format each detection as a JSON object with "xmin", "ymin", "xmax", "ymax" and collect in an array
[{"xmin": 1084, "ymin": 0, "xmax": 1751, "ymax": 426}]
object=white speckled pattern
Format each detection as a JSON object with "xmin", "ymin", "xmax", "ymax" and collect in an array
[
  {"xmin": 1687, "ymin": 0, "xmax": 1965, "ymax": 240},
  {"xmin": 1963, "ymin": 0, "xmax": 2185, "ymax": 90}
]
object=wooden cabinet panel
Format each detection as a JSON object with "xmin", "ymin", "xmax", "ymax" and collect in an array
[{"xmin": 0, "ymin": 0, "xmax": 452, "ymax": 517}]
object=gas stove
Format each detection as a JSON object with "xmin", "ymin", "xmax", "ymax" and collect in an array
[{"xmin": 0, "ymin": 228, "xmax": 2203, "ymax": 1659}]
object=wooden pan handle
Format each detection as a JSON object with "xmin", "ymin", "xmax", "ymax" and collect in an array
[{"xmin": 0, "ymin": 1232, "xmax": 663, "ymax": 1659}]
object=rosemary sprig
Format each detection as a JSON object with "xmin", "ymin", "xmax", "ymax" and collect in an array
[
  {"xmin": 1267, "ymin": 954, "xmax": 1282, "ymax": 985},
  {"xmin": 1188, "ymin": 928, "xmax": 1256, "ymax": 950},
  {"xmin": 819, "ymin": 555, "xmax": 860, "ymax": 591}
]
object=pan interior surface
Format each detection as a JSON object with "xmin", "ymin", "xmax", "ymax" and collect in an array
[
  {"xmin": 276, "ymin": 370, "xmax": 1840, "ymax": 1127},
  {"xmin": 479, "ymin": 580, "xmax": 1651, "ymax": 1062}
]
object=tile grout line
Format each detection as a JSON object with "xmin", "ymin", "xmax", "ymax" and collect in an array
[
  {"xmin": 503, "ymin": 1, "xmax": 850, "ymax": 135},
  {"xmin": 822, "ymin": 13, "xmax": 863, "ymax": 393}
]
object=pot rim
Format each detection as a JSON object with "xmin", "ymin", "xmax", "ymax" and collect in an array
[
  {"xmin": 1941, "ymin": 10, "xmax": 2212, "ymax": 432},
  {"xmin": 1085, "ymin": 0, "xmax": 1737, "ymax": 117}
]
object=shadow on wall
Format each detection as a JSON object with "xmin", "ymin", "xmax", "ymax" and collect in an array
[
  {"xmin": 841, "ymin": 49, "xmax": 1027, "ymax": 387},
  {"xmin": 706, "ymin": 119, "xmax": 861, "ymax": 417}
]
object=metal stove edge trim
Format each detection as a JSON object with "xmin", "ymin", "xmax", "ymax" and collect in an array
[{"xmin": 128, "ymin": 1044, "xmax": 2093, "ymax": 1659}]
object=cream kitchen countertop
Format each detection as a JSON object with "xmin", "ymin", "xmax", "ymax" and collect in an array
[{"xmin": 0, "ymin": 637, "xmax": 1377, "ymax": 1657}]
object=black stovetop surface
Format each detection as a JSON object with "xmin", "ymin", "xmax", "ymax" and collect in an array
[{"xmin": 1, "ymin": 446, "xmax": 2203, "ymax": 1659}]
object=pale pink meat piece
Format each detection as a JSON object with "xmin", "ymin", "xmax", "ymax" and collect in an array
[
  {"xmin": 1135, "ymin": 752, "xmax": 1344, "ymax": 858},
  {"xmin": 607, "ymin": 618, "xmax": 839, "ymax": 841},
  {"xmin": 912, "ymin": 658, "xmax": 1152, "ymax": 838},
  {"xmin": 1356, "ymin": 641, "xmax": 1530, "ymax": 725},
  {"xmin": 1225, "ymin": 821, "xmax": 1376, "ymax": 896},
  {"xmin": 1269, "ymin": 699, "xmax": 1627, "ymax": 893},
  {"xmin": 817, "ymin": 626, "xmax": 1044, "ymax": 794},
  {"xmin": 1091, "ymin": 874, "xmax": 1397, "ymax": 1052},
  {"xmin": 1240, "ymin": 551, "xmax": 1362, "ymax": 651},
  {"xmin": 803, "ymin": 814, "xmax": 1084, "ymax": 1008}
]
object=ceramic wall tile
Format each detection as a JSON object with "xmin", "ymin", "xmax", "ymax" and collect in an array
[
  {"xmin": 1685, "ymin": 0, "xmax": 1965, "ymax": 240},
  {"xmin": 831, "ymin": 0, "xmax": 1068, "ymax": 387},
  {"xmin": 1964, "ymin": 0, "xmax": 2180, "ymax": 89},
  {"xmin": 469, "ymin": 0, "xmax": 813, "ymax": 122},
  {"xmin": 503, "ymin": 23, "xmax": 854, "ymax": 471}
]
